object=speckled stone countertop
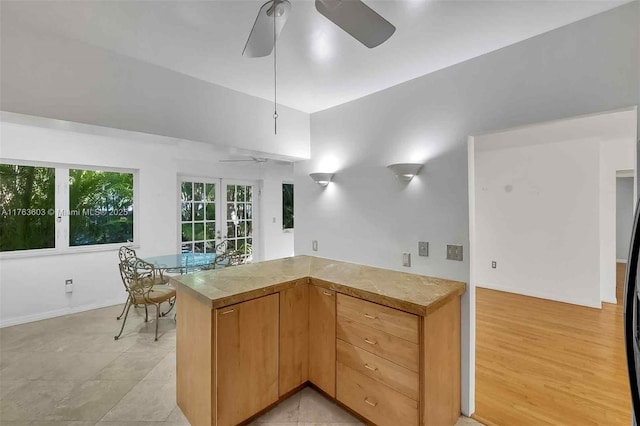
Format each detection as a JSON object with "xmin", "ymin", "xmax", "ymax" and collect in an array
[{"xmin": 170, "ymin": 255, "xmax": 466, "ymax": 316}]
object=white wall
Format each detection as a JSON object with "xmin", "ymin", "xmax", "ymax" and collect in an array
[
  {"xmin": 617, "ymin": 177, "xmax": 635, "ymax": 261},
  {"xmin": 0, "ymin": 20, "xmax": 310, "ymax": 160},
  {"xmin": 0, "ymin": 117, "xmax": 295, "ymax": 327},
  {"xmin": 599, "ymin": 136, "xmax": 636, "ymax": 303},
  {"xmin": 296, "ymin": 3, "xmax": 639, "ymax": 415},
  {"xmin": 474, "ymin": 133, "xmax": 635, "ymax": 308}
]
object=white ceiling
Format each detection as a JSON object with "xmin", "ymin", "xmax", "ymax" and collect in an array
[{"xmin": 1, "ymin": 0, "xmax": 629, "ymax": 113}]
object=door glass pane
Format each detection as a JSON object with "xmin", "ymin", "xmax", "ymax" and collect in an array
[
  {"xmin": 246, "ymin": 186, "xmax": 252, "ymax": 202},
  {"xmin": 206, "ymin": 222, "xmax": 216, "ymax": 240},
  {"xmin": 0, "ymin": 164, "xmax": 55, "ymax": 251},
  {"xmin": 181, "ymin": 223, "xmax": 192, "ymax": 242},
  {"xmin": 206, "ymin": 183, "xmax": 216, "ymax": 202},
  {"xmin": 227, "ymin": 185, "xmax": 235, "ymax": 202},
  {"xmin": 182, "ymin": 242, "xmax": 193, "ymax": 253},
  {"xmin": 237, "ymin": 186, "xmax": 245, "ymax": 202},
  {"xmin": 194, "ymin": 202, "xmax": 205, "ymax": 221},
  {"xmin": 181, "ymin": 202, "xmax": 192, "ymax": 221},
  {"xmin": 194, "ymin": 183, "xmax": 204, "ymax": 201},
  {"xmin": 205, "ymin": 240, "xmax": 216, "ymax": 253},
  {"xmin": 237, "ymin": 203, "xmax": 245, "ymax": 219},
  {"xmin": 206, "ymin": 203, "xmax": 215, "ymax": 221},
  {"xmin": 194, "ymin": 241, "xmax": 204, "ymax": 253},
  {"xmin": 246, "ymin": 204, "xmax": 252, "ymax": 220},
  {"xmin": 227, "ymin": 204, "xmax": 237, "ymax": 222},
  {"xmin": 227, "ymin": 221, "xmax": 236, "ymax": 239},
  {"xmin": 194, "ymin": 222, "xmax": 205, "ymax": 241},
  {"xmin": 181, "ymin": 182, "xmax": 192, "ymax": 202}
]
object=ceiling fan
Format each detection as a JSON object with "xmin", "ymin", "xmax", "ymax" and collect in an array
[
  {"xmin": 242, "ymin": 0, "xmax": 396, "ymax": 134},
  {"xmin": 242, "ymin": 0, "xmax": 396, "ymax": 58},
  {"xmin": 219, "ymin": 156, "xmax": 292, "ymax": 165}
]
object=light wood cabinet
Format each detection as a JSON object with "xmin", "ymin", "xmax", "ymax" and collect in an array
[
  {"xmin": 176, "ymin": 276, "xmax": 461, "ymax": 426},
  {"xmin": 308, "ymin": 285, "xmax": 336, "ymax": 397},
  {"xmin": 279, "ymin": 283, "xmax": 309, "ymax": 396},
  {"xmin": 215, "ymin": 294, "xmax": 279, "ymax": 426}
]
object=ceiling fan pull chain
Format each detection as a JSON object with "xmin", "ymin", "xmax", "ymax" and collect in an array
[{"xmin": 273, "ymin": 0, "xmax": 278, "ymax": 135}]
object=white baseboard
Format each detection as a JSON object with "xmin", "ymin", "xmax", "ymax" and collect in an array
[
  {"xmin": 617, "ymin": 259, "xmax": 628, "ymax": 264},
  {"xmin": 476, "ymin": 283, "xmax": 601, "ymax": 309},
  {"xmin": 0, "ymin": 298, "xmax": 124, "ymax": 328}
]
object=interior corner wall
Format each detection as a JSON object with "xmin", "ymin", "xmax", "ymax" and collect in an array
[
  {"xmin": 295, "ymin": 2, "xmax": 639, "ymax": 416},
  {"xmin": 0, "ymin": 22, "xmax": 311, "ymax": 160},
  {"xmin": 600, "ymin": 138, "xmax": 636, "ymax": 303},
  {"xmin": 617, "ymin": 177, "xmax": 635, "ymax": 261},
  {"xmin": 0, "ymin": 120, "xmax": 294, "ymax": 327}
]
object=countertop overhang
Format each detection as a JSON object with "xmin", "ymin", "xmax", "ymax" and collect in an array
[{"xmin": 170, "ymin": 255, "xmax": 466, "ymax": 316}]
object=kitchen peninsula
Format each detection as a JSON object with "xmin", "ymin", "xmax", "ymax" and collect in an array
[{"xmin": 171, "ymin": 255, "xmax": 466, "ymax": 426}]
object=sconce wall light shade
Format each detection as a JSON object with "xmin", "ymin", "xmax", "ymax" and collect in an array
[
  {"xmin": 309, "ymin": 172, "xmax": 334, "ymax": 187},
  {"xmin": 387, "ymin": 163, "xmax": 423, "ymax": 181}
]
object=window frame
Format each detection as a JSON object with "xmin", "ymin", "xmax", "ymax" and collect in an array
[{"xmin": 0, "ymin": 159, "xmax": 139, "ymax": 258}]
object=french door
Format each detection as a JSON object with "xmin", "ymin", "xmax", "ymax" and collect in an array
[{"xmin": 179, "ymin": 178, "xmax": 257, "ymax": 262}]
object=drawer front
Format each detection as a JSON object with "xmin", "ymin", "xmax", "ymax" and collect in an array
[
  {"xmin": 337, "ymin": 362, "xmax": 419, "ymax": 426},
  {"xmin": 337, "ymin": 317, "xmax": 419, "ymax": 372},
  {"xmin": 337, "ymin": 294, "xmax": 419, "ymax": 344},
  {"xmin": 337, "ymin": 339, "xmax": 419, "ymax": 401}
]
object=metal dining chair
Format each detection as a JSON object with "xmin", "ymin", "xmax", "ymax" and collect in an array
[{"xmin": 114, "ymin": 257, "xmax": 176, "ymax": 341}]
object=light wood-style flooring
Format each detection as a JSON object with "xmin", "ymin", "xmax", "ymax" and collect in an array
[{"xmin": 473, "ymin": 263, "xmax": 631, "ymax": 425}]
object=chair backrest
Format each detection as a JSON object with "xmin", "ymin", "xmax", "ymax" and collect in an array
[
  {"xmin": 118, "ymin": 246, "xmax": 137, "ymax": 263},
  {"xmin": 119, "ymin": 257, "xmax": 157, "ymax": 299}
]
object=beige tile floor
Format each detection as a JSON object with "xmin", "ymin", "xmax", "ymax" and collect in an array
[{"xmin": 0, "ymin": 304, "xmax": 481, "ymax": 426}]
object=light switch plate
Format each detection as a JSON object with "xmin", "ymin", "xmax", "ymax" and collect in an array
[
  {"xmin": 402, "ymin": 252, "xmax": 411, "ymax": 267},
  {"xmin": 418, "ymin": 241, "xmax": 429, "ymax": 257},
  {"xmin": 446, "ymin": 244, "xmax": 463, "ymax": 261},
  {"xmin": 491, "ymin": 261, "xmax": 497, "ymax": 269}
]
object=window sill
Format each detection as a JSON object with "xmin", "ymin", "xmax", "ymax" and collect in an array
[{"xmin": 0, "ymin": 243, "xmax": 140, "ymax": 260}]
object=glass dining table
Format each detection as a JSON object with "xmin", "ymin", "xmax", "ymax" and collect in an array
[{"xmin": 142, "ymin": 252, "xmax": 218, "ymax": 280}]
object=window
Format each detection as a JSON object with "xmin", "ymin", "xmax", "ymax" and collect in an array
[
  {"xmin": 282, "ymin": 183, "xmax": 294, "ymax": 230},
  {"xmin": 0, "ymin": 164, "xmax": 56, "ymax": 251},
  {"xmin": 69, "ymin": 169, "xmax": 134, "ymax": 246},
  {"xmin": 0, "ymin": 162, "xmax": 135, "ymax": 253}
]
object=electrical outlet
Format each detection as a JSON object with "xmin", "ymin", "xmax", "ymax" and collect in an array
[
  {"xmin": 402, "ymin": 252, "xmax": 411, "ymax": 267},
  {"xmin": 312, "ymin": 240, "xmax": 318, "ymax": 251},
  {"xmin": 418, "ymin": 241, "xmax": 429, "ymax": 257},
  {"xmin": 446, "ymin": 244, "xmax": 463, "ymax": 261},
  {"xmin": 491, "ymin": 261, "xmax": 497, "ymax": 269},
  {"xmin": 65, "ymin": 279, "xmax": 73, "ymax": 294}
]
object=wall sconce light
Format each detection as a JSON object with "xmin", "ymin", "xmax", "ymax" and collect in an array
[
  {"xmin": 387, "ymin": 163, "xmax": 423, "ymax": 182},
  {"xmin": 309, "ymin": 172, "xmax": 334, "ymax": 187}
]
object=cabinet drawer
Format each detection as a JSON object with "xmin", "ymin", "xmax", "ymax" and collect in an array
[
  {"xmin": 337, "ymin": 294, "xmax": 418, "ymax": 344},
  {"xmin": 337, "ymin": 317, "xmax": 419, "ymax": 372},
  {"xmin": 337, "ymin": 339, "xmax": 419, "ymax": 401},
  {"xmin": 337, "ymin": 362, "xmax": 419, "ymax": 426}
]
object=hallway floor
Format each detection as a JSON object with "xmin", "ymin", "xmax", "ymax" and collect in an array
[{"xmin": 474, "ymin": 262, "xmax": 631, "ymax": 425}]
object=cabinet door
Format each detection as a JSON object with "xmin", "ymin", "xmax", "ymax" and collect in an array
[
  {"xmin": 308, "ymin": 285, "xmax": 336, "ymax": 397},
  {"xmin": 216, "ymin": 294, "xmax": 279, "ymax": 426},
  {"xmin": 280, "ymin": 284, "xmax": 309, "ymax": 396}
]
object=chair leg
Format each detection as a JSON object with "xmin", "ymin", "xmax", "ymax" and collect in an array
[
  {"xmin": 114, "ymin": 301, "xmax": 133, "ymax": 340},
  {"xmin": 144, "ymin": 305, "xmax": 149, "ymax": 322},
  {"xmin": 154, "ymin": 304, "xmax": 160, "ymax": 341},
  {"xmin": 116, "ymin": 298, "xmax": 130, "ymax": 320},
  {"xmin": 161, "ymin": 297, "xmax": 176, "ymax": 317}
]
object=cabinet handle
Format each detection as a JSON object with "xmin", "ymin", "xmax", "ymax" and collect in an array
[
  {"xmin": 322, "ymin": 291, "xmax": 332, "ymax": 296},
  {"xmin": 364, "ymin": 363, "xmax": 378, "ymax": 372},
  {"xmin": 221, "ymin": 309, "xmax": 235, "ymax": 315},
  {"xmin": 364, "ymin": 397, "xmax": 378, "ymax": 407},
  {"xmin": 363, "ymin": 313, "xmax": 377, "ymax": 320},
  {"xmin": 364, "ymin": 338, "xmax": 377, "ymax": 345}
]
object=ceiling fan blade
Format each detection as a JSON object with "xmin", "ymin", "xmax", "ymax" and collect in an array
[
  {"xmin": 243, "ymin": 0, "xmax": 292, "ymax": 58},
  {"xmin": 315, "ymin": 0, "xmax": 395, "ymax": 48},
  {"xmin": 219, "ymin": 159, "xmax": 256, "ymax": 162}
]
